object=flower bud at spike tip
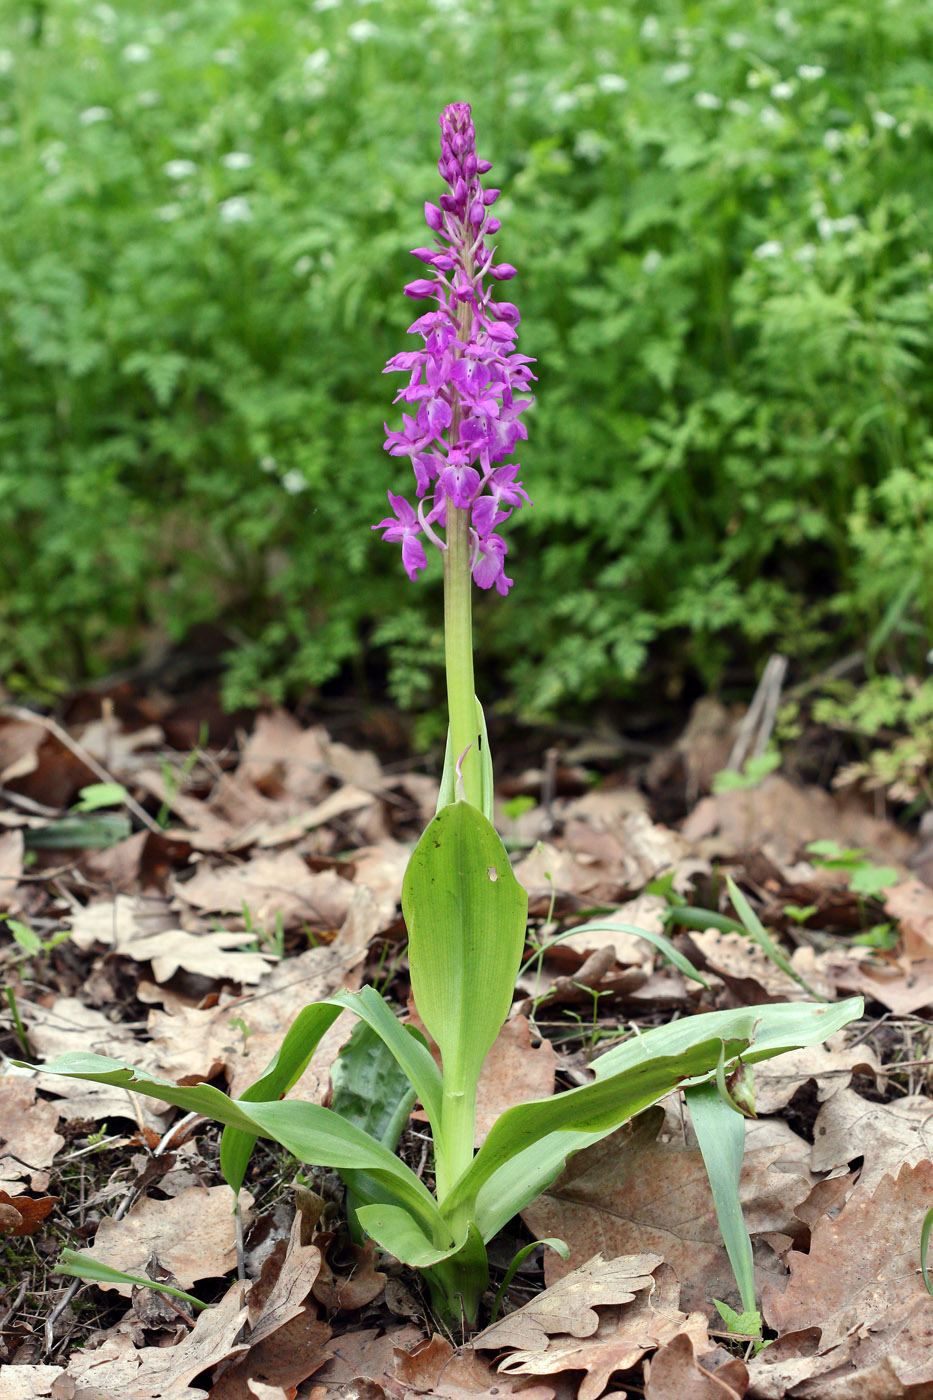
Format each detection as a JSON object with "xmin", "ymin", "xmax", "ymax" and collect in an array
[{"xmin": 373, "ymin": 102, "xmax": 534, "ymax": 596}]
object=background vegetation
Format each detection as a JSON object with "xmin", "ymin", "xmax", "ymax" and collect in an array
[{"xmin": 1, "ymin": 0, "xmax": 931, "ymax": 729}]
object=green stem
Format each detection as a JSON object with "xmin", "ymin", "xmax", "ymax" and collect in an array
[
  {"xmin": 443, "ymin": 505, "xmax": 482, "ymax": 810},
  {"xmin": 435, "ymin": 1083, "xmax": 476, "ymax": 1233}
]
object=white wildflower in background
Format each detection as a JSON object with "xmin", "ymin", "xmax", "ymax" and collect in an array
[
  {"xmin": 774, "ymin": 7, "xmax": 798, "ymax": 35},
  {"xmin": 746, "ymin": 70, "xmax": 763, "ymax": 89},
  {"xmin": 79, "ymin": 106, "xmax": 111, "ymax": 125},
  {"xmin": 219, "ymin": 195, "xmax": 253, "ymax": 223},
  {"xmin": 347, "ymin": 19, "xmax": 377, "ymax": 40},
  {"xmin": 694, "ymin": 91, "xmax": 722, "ymax": 109},
  {"xmin": 726, "ymin": 31, "xmax": 747, "ymax": 49},
  {"xmin": 293, "ymin": 255, "xmax": 314, "ymax": 277},
  {"xmin": 640, "ymin": 15, "xmax": 660, "ymax": 40},
  {"xmin": 156, "ymin": 203, "xmax": 183, "ymax": 221},
  {"xmin": 759, "ymin": 105, "xmax": 782, "ymax": 127},
  {"xmin": 304, "ymin": 49, "xmax": 330, "ymax": 74},
  {"xmin": 260, "ymin": 456, "xmax": 278, "ymax": 474},
  {"xmin": 122, "ymin": 43, "xmax": 151, "ymax": 62},
  {"xmin": 552, "ymin": 91, "xmax": 580, "ymax": 113},
  {"xmin": 137, "ymin": 90, "xmax": 160, "ymax": 107},
  {"xmin": 164, "ymin": 158, "xmax": 197, "ymax": 179},
  {"xmin": 662, "ymin": 62, "xmax": 691, "ymax": 84},
  {"xmin": 833, "ymin": 214, "xmax": 860, "ymax": 232},
  {"xmin": 822, "ymin": 128, "xmax": 845, "ymax": 152},
  {"xmin": 642, "ymin": 249, "xmax": 663, "ymax": 274},
  {"xmin": 873, "ymin": 110, "xmax": 897, "ymax": 129},
  {"xmin": 898, "ymin": 121, "xmax": 912, "ymax": 138},
  {"xmin": 596, "ymin": 73, "xmax": 627, "ymax": 93},
  {"xmin": 312, "ymin": 0, "xmax": 340, "ymax": 9},
  {"xmin": 753, "ymin": 240, "xmax": 783, "ymax": 258},
  {"xmin": 573, "ymin": 130, "xmax": 606, "ymax": 161},
  {"xmin": 213, "ymin": 47, "xmax": 237, "ymax": 64},
  {"xmin": 0, "ymin": 49, "xmax": 14, "ymax": 73},
  {"xmin": 793, "ymin": 242, "xmax": 816, "ymax": 261},
  {"xmin": 222, "ymin": 151, "xmax": 253, "ymax": 170},
  {"xmin": 0, "ymin": 128, "xmax": 17, "ymax": 145},
  {"xmin": 93, "ymin": 2, "xmax": 117, "ymax": 22},
  {"xmin": 727, "ymin": 98, "xmax": 752, "ymax": 115},
  {"xmin": 797, "ymin": 64, "xmax": 825, "ymax": 80},
  {"xmin": 771, "ymin": 80, "xmax": 795, "ymax": 100},
  {"xmin": 281, "ymin": 470, "xmax": 307, "ymax": 495}
]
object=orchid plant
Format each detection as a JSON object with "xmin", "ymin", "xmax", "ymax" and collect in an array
[{"xmin": 28, "ymin": 105, "xmax": 862, "ymax": 1332}]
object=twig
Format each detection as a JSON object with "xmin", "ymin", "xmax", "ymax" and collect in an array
[
  {"xmin": 726, "ymin": 654, "xmax": 789, "ymax": 771},
  {"xmin": 2, "ymin": 703, "xmax": 163, "ymax": 835}
]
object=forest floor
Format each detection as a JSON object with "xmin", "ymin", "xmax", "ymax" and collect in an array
[{"xmin": 1, "ymin": 677, "xmax": 932, "ymax": 1400}]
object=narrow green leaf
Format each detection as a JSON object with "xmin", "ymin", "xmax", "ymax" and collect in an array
[
  {"xmin": 489, "ymin": 1237, "xmax": 569, "ymax": 1324},
  {"xmin": 686, "ymin": 1081, "xmax": 756, "ymax": 1313},
  {"xmin": 547, "ymin": 920, "xmax": 708, "ymax": 986},
  {"xmin": 220, "ymin": 1001, "xmax": 344, "ymax": 1191},
  {"xmin": 921, "ymin": 1207, "xmax": 933, "ymax": 1296},
  {"xmin": 726, "ymin": 876, "xmax": 825, "ymax": 1000},
  {"xmin": 55, "ymin": 1249, "xmax": 208, "ymax": 1311}
]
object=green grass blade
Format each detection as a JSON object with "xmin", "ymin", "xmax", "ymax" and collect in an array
[
  {"xmin": 725, "ymin": 875, "xmax": 824, "ymax": 1000},
  {"xmin": 545, "ymin": 920, "xmax": 708, "ymax": 986},
  {"xmin": 55, "ymin": 1249, "xmax": 208, "ymax": 1311}
]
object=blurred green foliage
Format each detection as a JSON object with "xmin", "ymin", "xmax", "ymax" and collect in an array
[{"xmin": 1, "ymin": 0, "xmax": 931, "ymax": 721}]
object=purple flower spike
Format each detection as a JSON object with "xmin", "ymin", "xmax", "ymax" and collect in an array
[{"xmin": 377, "ymin": 103, "xmax": 534, "ymax": 593}]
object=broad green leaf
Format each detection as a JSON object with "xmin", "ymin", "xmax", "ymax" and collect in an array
[
  {"xmin": 356, "ymin": 1202, "xmax": 462, "ymax": 1269},
  {"xmin": 73, "ymin": 782, "xmax": 128, "ymax": 812},
  {"xmin": 329, "ymin": 986, "xmax": 443, "ymax": 1134},
  {"xmin": 330, "ymin": 1015, "xmax": 417, "ymax": 1148},
  {"xmin": 221, "ymin": 1001, "xmax": 344, "ymax": 1191},
  {"xmin": 55, "ymin": 1248, "xmax": 207, "ymax": 1310},
  {"xmin": 402, "ymin": 802, "xmax": 527, "ymax": 1115},
  {"xmin": 686, "ymin": 1081, "xmax": 755, "ymax": 1312}
]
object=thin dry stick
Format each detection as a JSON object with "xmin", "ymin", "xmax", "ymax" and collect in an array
[
  {"xmin": 726, "ymin": 653, "xmax": 789, "ymax": 771},
  {"xmin": 2, "ymin": 703, "xmax": 163, "ymax": 835}
]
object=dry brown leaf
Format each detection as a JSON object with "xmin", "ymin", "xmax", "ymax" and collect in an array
[
  {"xmin": 312, "ymin": 1236, "xmax": 386, "ymax": 1312},
  {"xmin": 208, "ymin": 1306, "xmax": 333, "ymax": 1400},
  {"xmin": 18, "ymin": 998, "xmax": 168, "ymax": 1128},
  {"xmin": 751, "ymin": 1036, "xmax": 880, "ymax": 1115},
  {"xmin": 253, "ymin": 786, "xmax": 376, "ymax": 848},
  {"xmin": 885, "ymin": 879, "xmax": 933, "ymax": 960},
  {"xmin": 475, "ymin": 1252, "xmax": 663, "ymax": 1351},
  {"xmin": 78, "ymin": 830, "xmax": 150, "ymax": 894},
  {"xmin": 687, "ymin": 928, "xmax": 804, "ymax": 1001},
  {"xmin": 308, "ymin": 1325, "xmax": 425, "ymax": 1394},
  {"xmin": 520, "ymin": 1110, "xmax": 813, "ymax": 1314},
  {"xmin": 810, "ymin": 1086, "xmax": 933, "ymax": 1193},
  {"xmin": 245, "ymin": 1211, "xmax": 322, "ymax": 1335},
  {"xmin": 551, "ymin": 894, "xmax": 671, "ymax": 965},
  {"xmin": 76, "ymin": 718, "xmax": 164, "ymax": 771},
  {"xmin": 147, "ymin": 944, "xmax": 360, "ymax": 1099},
  {"xmin": 826, "ymin": 952, "xmax": 933, "ymax": 1015},
  {"xmin": 0, "ymin": 1188, "xmax": 57, "ymax": 1236},
  {"xmin": 485, "ymin": 1263, "xmax": 710, "ymax": 1400},
  {"xmin": 681, "ymin": 776, "xmax": 915, "ymax": 869},
  {"xmin": 645, "ymin": 1331, "xmax": 749, "ymax": 1399},
  {"xmin": 761, "ymin": 1161, "xmax": 933, "ymax": 1394},
  {"xmin": 238, "ymin": 710, "xmax": 331, "ymax": 803},
  {"xmin": 134, "ymin": 766, "xmax": 242, "ymax": 850},
  {"xmin": 0, "ymin": 828, "xmax": 24, "ymax": 911},
  {"xmin": 120, "ymin": 928, "xmax": 277, "ymax": 984},
  {"xmin": 395, "ymin": 1334, "xmax": 557, "ymax": 1399},
  {"xmin": 56, "ymin": 1278, "xmax": 248, "ymax": 1399},
  {"xmin": 0, "ymin": 1365, "xmax": 65, "ymax": 1399},
  {"xmin": 67, "ymin": 894, "xmax": 176, "ymax": 952},
  {"xmin": 0, "ymin": 1076, "xmax": 65, "ymax": 1192},
  {"xmin": 74, "ymin": 1185, "xmax": 253, "ymax": 1296},
  {"xmin": 175, "ymin": 851, "xmax": 354, "ymax": 931}
]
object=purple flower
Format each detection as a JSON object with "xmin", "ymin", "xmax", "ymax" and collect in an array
[{"xmin": 375, "ymin": 102, "xmax": 533, "ymax": 593}]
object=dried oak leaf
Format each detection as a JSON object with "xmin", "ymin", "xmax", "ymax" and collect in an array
[
  {"xmin": 481, "ymin": 1263, "xmax": 710, "ymax": 1400},
  {"xmin": 824, "ymin": 952, "xmax": 933, "ymax": 1015},
  {"xmin": 0, "ymin": 1188, "xmax": 57, "ymax": 1236},
  {"xmin": 175, "ymin": 850, "xmax": 354, "ymax": 932},
  {"xmin": 0, "ymin": 1365, "xmax": 65, "ymax": 1399},
  {"xmin": 645, "ymin": 1331, "xmax": 749, "ymax": 1399},
  {"xmin": 520, "ymin": 1110, "xmax": 813, "ymax": 1314},
  {"xmin": 0, "ymin": 1075, "xmax": 65, "ymax": 1192},
  {"xmin": 474, "ymin": 1252, "xmax": 663, "ymax": 1352},
  {"xmin": 54, "ymin": 1278, "xmax": 248, "ymax": 1399},
  {"xmin": 752, "ymin": 1037, "xmax": 880, "ymax": 1116},
  {"xmin": 75, "ymin": 1185, "xmax": 253, "ymax": 1296},
  {"xmin": 760, "ymin": 1160, "xmax": 933, "ymax": 1394},
  {"xmin": 810, "ymin": 1087, "xmax": 933, "ymax": 1194},
  {"xmin": 312, "ymin": 1235, "xmax": 386, "ymax": 1312},
  {"xmin": 884, "ymin": 879, "xmax": 933, "ymax": 961},
  {"xmin": 394, "ymin": 1334, "xmax": 556, "ymax": 1399}
]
